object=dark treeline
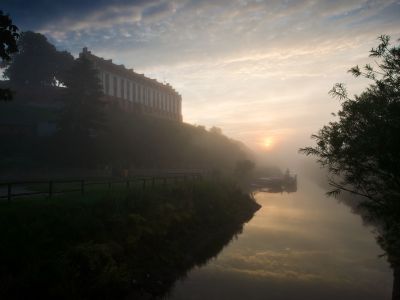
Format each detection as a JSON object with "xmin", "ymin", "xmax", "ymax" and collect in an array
[{"xmin": 0, "ymin": 31, "xmax": 252, "ymax": 178}]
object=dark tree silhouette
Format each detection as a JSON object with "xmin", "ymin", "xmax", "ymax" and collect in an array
[
  {"xmin": 56, "ymin": 56, "xmax": 105, "ymax": 166},
  {"xmin": 4, "ymin": 31, "xmax": 73, "ymax": 87},
  {"xmin": 300, "ymin": 35, "xmax": 400, "ymax": 206},
  {"xmin": 0, "ymin": 10, "xmax": 19, "ymax": 101},
  {"xmin": 300, "ymin": 35, "xmax": 400, "ymax": 300}
]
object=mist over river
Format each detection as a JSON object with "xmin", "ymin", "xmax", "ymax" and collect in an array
[{"xmin": 169, "ymin": 178, "xmax": 393, "ymax": 300}]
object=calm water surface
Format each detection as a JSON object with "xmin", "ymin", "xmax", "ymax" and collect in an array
[{"xmin": 169, "ymin": 179, "xmax": 393, "ymax": 300}]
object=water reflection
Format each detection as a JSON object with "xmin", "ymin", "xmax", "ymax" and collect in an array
[
  {"xmin": 335, "ymin": 192, "xmax": 400, "ymax": 300},
  {"xmin": 169, "ymin": 179, "xmax": 392, "ymax": 300},
  {"xmin": 124, "ymin": 209, "xmax": 259, "ymax": 299}
]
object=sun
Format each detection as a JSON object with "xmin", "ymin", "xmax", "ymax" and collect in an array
[{"xmin": 263, "ymin": 137, "xmax": 274, "ymax": 149}]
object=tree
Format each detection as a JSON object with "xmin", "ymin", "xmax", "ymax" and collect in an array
[
  {"xmin": 234, "ymin": 159, "xmax": 255, "ymax": 178},
  {"xmin": 56, "ymin": 56, "xmax": 105, "ymax": 166},
  {"xmin": 0, "ymin": 10, "xmax": 19, "ymax": 100},
  {"xmin": 300, "ymin": 35, "xmax": 400, "ymax": 299},
  {"xmin": 4, "ymin": 31, "xmax": 73, "ymax": 87},
  {"xmin": 300, "ymin": 35, "xmax": 400, "ymax": 208},
  {"xmin": 209, "ymin": 126, "xmax": 223, "ymax": 135}
]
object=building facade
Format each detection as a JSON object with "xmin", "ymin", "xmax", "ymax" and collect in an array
[{"xmin": 80, "ymin": 47, "xmax": 182, "ymax": 122}]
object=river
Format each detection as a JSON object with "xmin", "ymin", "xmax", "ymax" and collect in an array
[{"xmin": 168, "ymin": 178, "xmax": 393, "ymax": 300}]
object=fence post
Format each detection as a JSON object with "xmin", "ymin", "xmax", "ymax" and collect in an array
[
  {"xmin": 127, "ymin": 180, "xmax": 130, "ymax": 189},
  {"xmin": 49, "ymin": 181, "xmax": 53, "ymax": 198},
  {"xmin": 81, "ymin": 180, "xmax": 85, "ymax": 195},
  {"xmin": 152, "ymin": 177, "xmax": 155, "ymax": 187},
  {"xmin": 142, "ymin": 179, "xmax": 146, "ymax": 190},
  {"xmin": 7, "ymin": 183, "xmax": 12, "ymax": 202},
  {"xmin": 108, "ymin": 181, "xmax": 111, "ymax": 189}
]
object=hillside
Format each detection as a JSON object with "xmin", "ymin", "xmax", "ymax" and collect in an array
[{"xmin": 0, "ymin": 99, "xmax": 252, "ymax": 178}]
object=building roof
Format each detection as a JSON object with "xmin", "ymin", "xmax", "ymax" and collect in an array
[{"xmin": 80, "ymin": 47, "xmax": 180, "ymax": 96}]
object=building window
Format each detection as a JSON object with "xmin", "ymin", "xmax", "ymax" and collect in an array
[
  {"xmin": 163, "ymin": 94, "xmax": 166, "ymax": 110},
  {"xmin": 113, "ymin": 76, "xmax": 117, "ymax": 97},
  {"xmin": 174, "ymin": 98, "xmax": 178, "ymax": 113},
  {"xmin": 135, "ymin": 84, "xmax": 138, "ymax": 102},
  {"xmin": 105, "ymin": 73, "xmax": 110, "ymax": 95},
  {"xmin": 120, "ymin": 79, "xmax": 125, "ymax": 99},
  {"xmin": 166, "ymin": 95, "xmax": 169, "ymax": 112}
]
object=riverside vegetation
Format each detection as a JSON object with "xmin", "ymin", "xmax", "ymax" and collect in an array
[{"xmin": 0, "ymin": 179, "xmax": 260, "ymax": 299}]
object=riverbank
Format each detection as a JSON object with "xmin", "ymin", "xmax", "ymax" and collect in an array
[{"xmin": 0, "ymin": 179, "xmax": 260, "ymax": 299}]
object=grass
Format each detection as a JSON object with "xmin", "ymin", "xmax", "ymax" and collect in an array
[{"xmin": 0, "ymin": 179, "xmax": 260, "ymax": 299}]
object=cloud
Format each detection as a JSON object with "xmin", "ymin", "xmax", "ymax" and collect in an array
[
  {"xmin": 2, "ymin": 0, "xmax": 152, "ymax": 29},
  {"xmin": 142, "ymin": 1, "xmax": 177, "ymax": 21},
  {"xmin": 8, "ymin": 0, "xmax": 396, "ymax": 66},
  {"xmin": 4, "ymin": 0, "xmax": 400, "ymax": 155}
]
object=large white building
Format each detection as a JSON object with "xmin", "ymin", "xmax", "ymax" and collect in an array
[{"xmin": 80, "ymin": 47, "xmax": 182, "ymax": 121}]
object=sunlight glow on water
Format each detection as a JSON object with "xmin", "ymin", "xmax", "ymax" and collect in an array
[{"xmin": 169, "ymin": 179, "xmax": 392, "ymax": 300}]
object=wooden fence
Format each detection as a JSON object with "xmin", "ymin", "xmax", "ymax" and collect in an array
[{"xmin": 0, "ymin": 172, "xmax": 205, "ymax": 202}]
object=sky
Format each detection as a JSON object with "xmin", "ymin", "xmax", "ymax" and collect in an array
[{"xmin": 3, "ymin": 0, "xmax": 400, "ymax": 165}]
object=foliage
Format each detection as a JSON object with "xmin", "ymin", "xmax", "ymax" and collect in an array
[
  {"xmin": 55, "ymin": 56, "xmax": 105, "ymax": 167},
  {"xmin": 4, "ymin": 31, "xmax": 73, "ymax": 87},
  {"xmin": 0, "ymin": 180, "xmax": 260, "ymax": 299},
  {"xmin": 209, "ymin": 126, "xmax": 223, "ymax": 135},
  {"xmin": 99, "ymin": 111, "xmax": 250, "ymax": 172},
  {"xmin": 0, "ymin": 106, "xmax": 251, "ymax": 173},
  {"xmin": 0, "ymin": 10, "xmax": 19, "ymax": 101},
  {"xmin": 0, "ymin": 11, "xmax": 19, "ymax": 62},
  {"xmin": 300, "ymin": 35, "xmax": 400, "ymax": 209},
  {"xmin": 234, "ymin": 159, "xmax": 255, "ymax": 177}
]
